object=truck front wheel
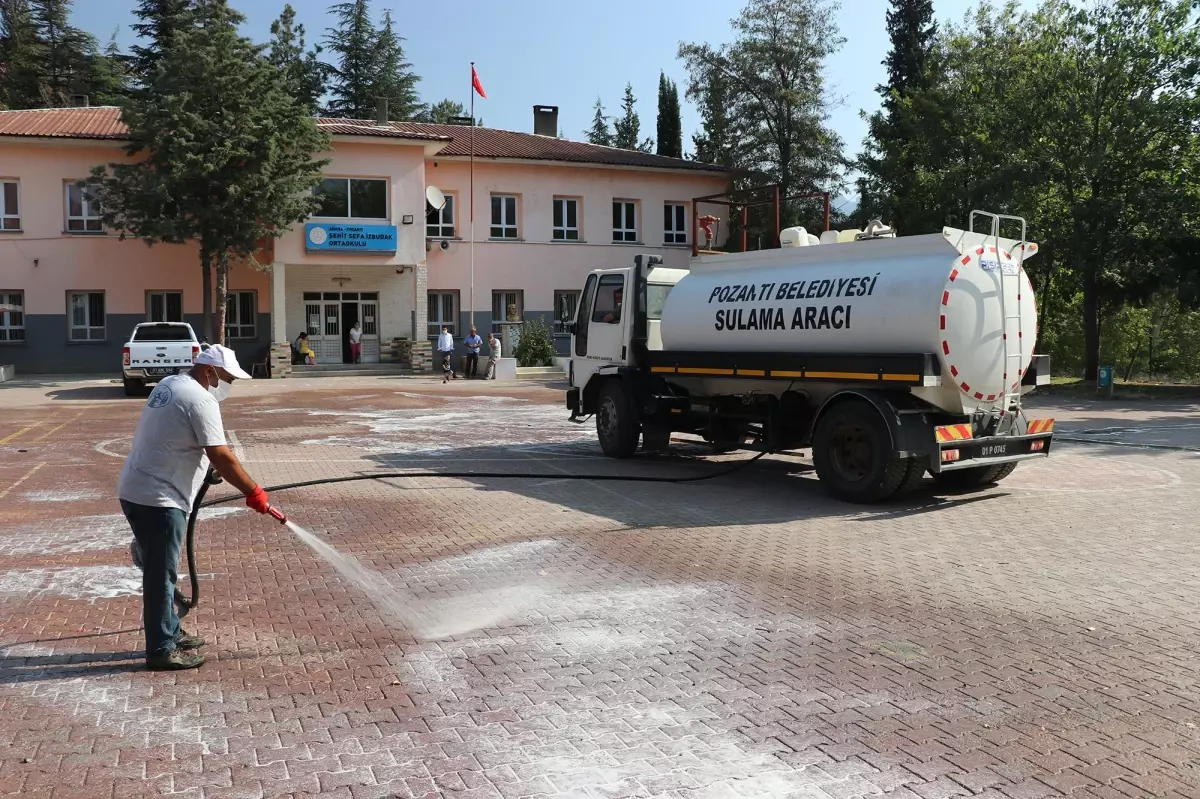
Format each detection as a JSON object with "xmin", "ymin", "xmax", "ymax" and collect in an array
[
  {"xmin": 812, "ymin": 399, "xmax": 913, "ymax": 503},
  {"xmin": 596, "ymin": 381, "xmax": 640, "ymax": 459},
  {"xmin": 931, "ymin": 462, "xmax": 1018, "ymax": 489}
]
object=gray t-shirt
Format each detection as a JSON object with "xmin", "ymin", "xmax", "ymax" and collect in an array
[{"xmin": 117, "ymin": 374, "xmax": 227, "ymax": 512}]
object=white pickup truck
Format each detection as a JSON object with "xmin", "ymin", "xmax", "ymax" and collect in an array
[{"xmin": 122, "ymin": 322, "xmax": 201, "ymax": 396}]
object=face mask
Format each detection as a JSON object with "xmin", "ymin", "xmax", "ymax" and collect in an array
[{"xmin": 209, "ymin": 379, "xmax": 232, "ymax": 403}]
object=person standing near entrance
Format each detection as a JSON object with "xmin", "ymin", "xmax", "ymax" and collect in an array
[
  {"xmin": 348, "ymin": 322, "xmax": 362, "ymax": 364},
  {"xmin": 437, "ymin": 326, "xmax": 457, "ymax": 379},
  {"xmin": 485, "ymin": 332, "xmax": 502, "ymax": 380},
  {"xmin": 464, "ymin": 326, "xmax": 483, "ymax": 378}
]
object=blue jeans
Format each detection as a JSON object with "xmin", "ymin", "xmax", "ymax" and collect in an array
[{"xmin": 120, "ymin": 500, "xmax": 186, "ymax": 658}]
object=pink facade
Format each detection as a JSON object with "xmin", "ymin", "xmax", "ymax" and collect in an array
[{"xmin": 0, "ymin": 107, "xmax": 728, "ymax": 373}]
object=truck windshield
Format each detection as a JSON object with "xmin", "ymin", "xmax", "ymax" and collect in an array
[
  {"xmin": 132, "ymin": 325, "xmax": 193, "ymax": 342},
  {"xmin": 647, "ymin": 284, "xmax": 673, "ymax": 320}
]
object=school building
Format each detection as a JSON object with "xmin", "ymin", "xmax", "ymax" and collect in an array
[{"xmin": 0, "ymin": 105, "xmax": 728, "ymax": 375}]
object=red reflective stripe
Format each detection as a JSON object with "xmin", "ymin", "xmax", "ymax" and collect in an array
[
  {"xmin": 976, "ymin": 247, "xmax": 984, "ymax": 254},
  {"xmin": 986, "ymin": 394, "xmax": 996, "ymax": 401},
  {"xmin": 960, "ymin": 382, "xmax": 970, "ymax": 392},
  {"xmin": 942, "ymin": 341, "xmax": 950, "ymax": 355},
  {"xmin": 950, "ymin": 269, "xmax": 960, "ymax": 281},
  {"xmin": 974, "ymin": 392, "xmax": 983, "ymax": 400},
  {"xmin": 950, "ymin": 365, "xmax": 959, "ymax": 377},
  {"xmin": 942, "ymin": 291, "xmax": 950, "ymax": 306},
  {"xmin": 960, "ymin": 256, "xmax": 969, "ymax": 265},
  {"xmin": 940, "ymin": 315, "xmax": 946, "ymax": 330}
]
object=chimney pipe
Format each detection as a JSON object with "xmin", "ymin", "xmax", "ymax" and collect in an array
[
  {"xmin": 376, "ymin": 97, "xmax": 388, "ymax": 125},
  {"xmin": 533, "ymin": 105, "xmax": 558, "ymax": 137}
]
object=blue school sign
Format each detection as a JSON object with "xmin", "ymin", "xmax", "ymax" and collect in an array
[{"xmin": 305, "ymin": 223, "xmax": 398, "ymax": 253}]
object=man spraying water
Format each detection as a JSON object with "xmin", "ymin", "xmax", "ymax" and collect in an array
[{"xmin": 117, "ymin": 344, "xmax": 282, "ymax": 671}]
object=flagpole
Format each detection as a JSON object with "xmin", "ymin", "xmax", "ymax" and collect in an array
[{"xmin": 469, "ymin": 61, "xmax": 476, "ymax": 333}]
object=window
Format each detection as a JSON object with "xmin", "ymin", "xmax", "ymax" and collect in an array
[
  {"xmin": 552, "ymin": 197, "xmax": 580, "ymax": 241},
  {"xmin": 490, "ymin": 194, "xmax": 518, "ymax": 239},
  {"xmin": 132, "ymin": 325, "xmax": 195, "ymax": 342},
  {"xmin": 664, "ymin": 203, "xmax": 687, "ymax": 245},
  {"xmin": 647, "ymin": 284, "xmax": 674, "ymax": 320},
  {"xmin": 147, "ymin": 291, "xmax": 183, "ymax": 323},
  {"xmin": 613, "ymin": 200, "xmax": 637, "ymax": 243},
  {"xmin": 0, "ymin": 291, "xmax": 24, "ymax": 342},
  {"xmin": 491, "ymin": 290, "xmax": 523, "ymax": 334},
  {"xmin": 65, "ymin": 183, "xmax": 102, "ymax": 233},
  {"xmin": 225, "ymin": 291, "xmax": 256, "ymax": 340},
  {"xmin": 68, "ymin": 291, "xmax": 106, "ymax": 341},
  {"xmin": 426, "ymin": 194, "xmax": 455, "ymax": 237},
  {"xmin": 553, "ymin": 290, "xmax": 580, "ymax": 333},
  {"xmin": 1, "ymin": 181, "xmax": 19, "ymax": 230},
  {"xmin": 592, "ymin": 275, "xmax": 624, "ymax": 324},
  {"xmin": 427, "ymin": 291, "xmax": 458, "ymax": 336},
  {"xmin": 313, "ymin": 177, "xmax": 388, "ymax": 219}
]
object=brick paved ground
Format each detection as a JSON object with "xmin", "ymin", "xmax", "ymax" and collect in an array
[{"xmin": 1, "ymin": 376, "xmax": 1198, "ymax": 799}]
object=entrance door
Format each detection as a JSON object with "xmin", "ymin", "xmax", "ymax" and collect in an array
[
  {"xmin": 360, "ymin": 300, "xmax": 380, "ymax": 363},
  {"xmin": 320, "ymin": 301, "xmax": 341, "ymax": 362},
  {"xmin": 341, "ymin": 302, "xmax": 359, "ymax": 364}
]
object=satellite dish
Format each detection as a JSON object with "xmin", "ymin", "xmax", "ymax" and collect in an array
[{"xmin": 425, "ymin": 185, "xmax": 446, "ymax": 211}]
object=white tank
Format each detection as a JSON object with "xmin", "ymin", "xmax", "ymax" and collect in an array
[{"xmin": 657, "ymin": 227, "xmax": 1039, "ymax": 412}]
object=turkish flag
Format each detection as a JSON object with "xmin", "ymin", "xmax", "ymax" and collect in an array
[{"xmin": 472, "ymin": 65, "xmax": 487, "ymax": 99}]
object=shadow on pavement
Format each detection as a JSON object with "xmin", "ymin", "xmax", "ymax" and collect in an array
[{"xmin": 0, "ymin": 649, "xmax": 143, "ymax": 685}]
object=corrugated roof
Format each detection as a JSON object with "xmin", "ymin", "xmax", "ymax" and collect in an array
[{"xmin": 0, "ymin": 106, "xmax": 729, "ymax": 172}]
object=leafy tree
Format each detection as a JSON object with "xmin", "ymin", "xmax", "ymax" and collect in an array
[
  {"xmin": 679, "ymin": 0, "xmax": 846, "ymax": 226},
  {"xmin": 129, "ymin": 0, "xmax": 191, "ymax": 85},
  {"xmin": 612, "ymin": 83, "xmax": 651, "ymax": 152},
  {"xmin": 855, "ymin": 0, "xmax": 937, "ymax": 232},
  {"xmin": 269, "ymin": 3, "xmax": 325, "ymax": 115},
  {"xmin": 371, "ymin": 9, "xmax": 422, "ymax": 119},
  {"xmin": 514, "ymin": 317, "xmax": 555, "ymax": 367},
  {"xmin": 585, "ymin": 97, "xmax": 612, "ymax": 146},
  {"xmin": 417, "ymin": 98, "xmax": 480, "ymax": 125},
  {"xmin": 324, "ymin": 0, "xmax": 377, "ymax": 118},
  {"xmin": 690, "ymin": 66, "xmax": 735, "ymax": 167},
  {"xmin": 87, "ymin": 0, "xmax": 331, "ymax": 344},
  {"xmin": 656, "ymin": 71, "xmax": 683, "ymax": 158}
]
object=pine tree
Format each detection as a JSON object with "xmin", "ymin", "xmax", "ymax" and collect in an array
[
  {"xmin": 88, "ymin": 0, "xmax": 330, "ymax": 344},
  {"xmin": 269, "ymin": 3, "xmax": 325, "ymax": 115},
  {"xmin": 612, "ymin": 83, "xmax": 647, "ymax": 151},
  {"xmin": 656, "ymin": 71, "xmax": 683, "ymax": 159},
  {"xmin": 417, "ymin": 98, "xmax": 480, "ymax": 125},
  {"xmin": 324, "ymin": 0, "xmax": 378, "ymax": 118},
  {"xmin": 0, "ymin": 0, "xmax": 45, "ymax": 109},
  {"xmin": 371, "ymin": 9, "xmax": 422, "ymax": 119},
  {"xmin": 585, "ymin": 97, "xmax": 612, "ymax": 146},
  {"xmin": 690, "ymin": 67, "xmax": 734, "ymax": 167},
  {"xmin": 855, "ymin": 0, "xmax": 937, "ymax": 232},
  {"xmin": 129, "ymin": 0, "xmax": 191, "ymax": 85}
]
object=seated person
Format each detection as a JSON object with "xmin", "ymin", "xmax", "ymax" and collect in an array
[{"xmin": 294, "ymin": 331, "xmax": 316, "ymax": 365}]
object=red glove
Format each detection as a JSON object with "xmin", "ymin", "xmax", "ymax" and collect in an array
[{"xmin": 246, "ymin": 486, "xmax": 271, "ymax": 514}]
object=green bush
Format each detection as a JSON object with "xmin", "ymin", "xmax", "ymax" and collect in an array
[{"xmin": 514, "ymin": 317, "xmax": 555, "ymax": 367}]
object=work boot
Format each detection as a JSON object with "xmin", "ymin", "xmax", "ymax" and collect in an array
[
  {"xmin": 146, "ymin": 650, "xmax": 205, "ymax": 671},
  {"xmin": 175, "ymin": 629, "xmax": 205, "ymax": 650}
]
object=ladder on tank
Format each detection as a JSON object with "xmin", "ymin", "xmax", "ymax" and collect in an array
[{"xmin": 970, "ymin": 210, "xmax": 1028, "ymax": 427}]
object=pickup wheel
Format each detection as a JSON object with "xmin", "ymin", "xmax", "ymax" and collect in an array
[
  {"xmin": 596, "ymin": 381, "xmax": 640, "ymax": 459},
  {"xmin": 812, "ymin": 399, "xmax": 911, "ymax": 503},
  {"xmin": 122, "ymin": 376, "xmax": 144, "ymax": 397},
  {"xmin": 931, "ymin": 462, "xmax": 1018, "ymax": 489}
]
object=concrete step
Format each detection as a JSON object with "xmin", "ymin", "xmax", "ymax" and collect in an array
[
  {"xmin": 291, "ymin": 364, "xmax": 414, "ymax": 378},
  {"xmin": 516, "ymin": 366, "xmax": 565, "ymax": 380}
]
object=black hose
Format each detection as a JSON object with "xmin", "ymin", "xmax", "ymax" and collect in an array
[
  {"xmin": 197, "ymin": 449, "xmax": 771, "ymax": 511},
  {"xmin": 177, "ymin": 450, "xmax": 772, "ymax": 613}
]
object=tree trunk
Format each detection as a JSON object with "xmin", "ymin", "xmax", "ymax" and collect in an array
[
  {"xmin": 200, "ymin": 244, "xmax": 212, "ymax": 345},
  {"xmin": 1082, "ymin": 263, "xmax": 1100, "ymax": 381},
  {"xmin": 214, "ymin": 250, "xmax": 229, "ymax": 346}
]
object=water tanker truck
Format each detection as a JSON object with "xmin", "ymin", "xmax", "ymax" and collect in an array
[{"xmin": 563, "ymin": 209, "xmax": 1055, "ymax": 503}]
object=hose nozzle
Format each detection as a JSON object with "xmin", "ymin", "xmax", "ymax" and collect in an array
[{"xmin": 267, "ymin": 506, "xmax": 288, "ymax": 524}]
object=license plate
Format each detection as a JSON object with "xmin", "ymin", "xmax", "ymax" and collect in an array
[
  {"xmin": 976, "ymin": 441, "xmax": 1015, "ymax": 458},
  {"xmin": 145, "ymin": 367, "xmax": 177, "ymax": 377}
]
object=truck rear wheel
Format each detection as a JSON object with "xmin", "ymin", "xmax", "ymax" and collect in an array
[
  {"xmin": 812, "ymin": 399, "xmax": 912, "ymax": 503},
  {"xmin": 596, "ymin": 381, "xmax": 640, "ymax": 459},
  {"xmin": 931, "ymin": 462, "xmax": 1018, "ymax": 489}
]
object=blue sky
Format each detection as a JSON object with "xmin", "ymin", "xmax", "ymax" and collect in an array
[{"xmin": 76, "ymin": 0, "xmax": 1033, "ymax": 202}]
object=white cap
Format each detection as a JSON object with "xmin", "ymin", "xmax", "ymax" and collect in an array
[{"xmin": 194, "ymin": 343, "xmax": 252, "ymax": 380}]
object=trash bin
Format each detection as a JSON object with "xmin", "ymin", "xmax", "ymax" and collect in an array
[{"xmin": 1097, "ymin": 365, "xmax": 1114, "ymax": 397}]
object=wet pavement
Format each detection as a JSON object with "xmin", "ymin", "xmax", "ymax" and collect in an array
[{"xmin": 0, "ymin": 376, "xmax": 1198, "ymax": 798}]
